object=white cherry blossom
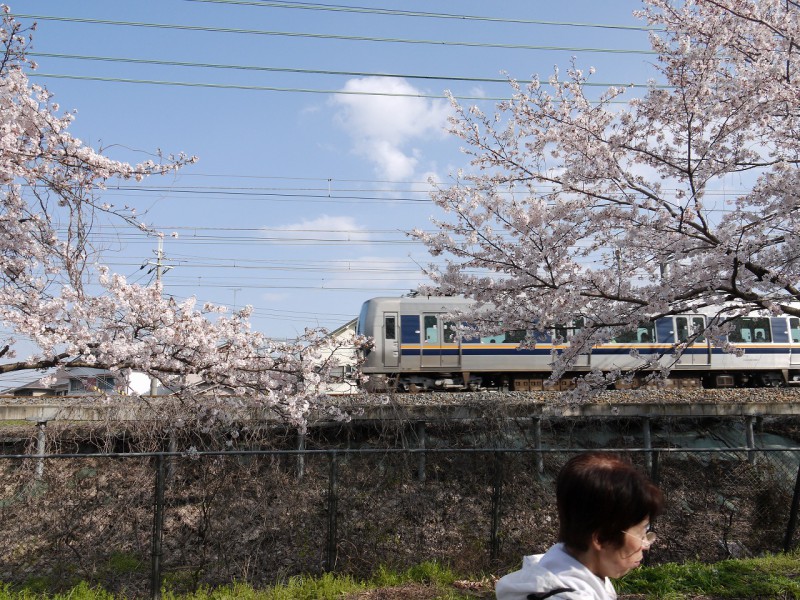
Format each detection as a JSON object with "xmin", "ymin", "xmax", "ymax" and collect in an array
[
  {"xmin": 416, "ymin": 0, "xmax": 800, "ymax": 378},
  {"xmin": 0, "ymin": 8, "xmax": 353, "ymax": 424}
]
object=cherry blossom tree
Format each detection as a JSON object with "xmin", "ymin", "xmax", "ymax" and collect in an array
[
  {"xmin": 0, "ymin": 7, "xmax": 351, "ymax": 424},
  {"xmin": 415, "ymin": 0, "xmax": 800, "ymax": 380}
]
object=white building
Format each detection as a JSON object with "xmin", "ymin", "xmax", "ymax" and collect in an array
[{"xmin": 2, "ymin": 366, "xmax": 154, "ymax": 397}]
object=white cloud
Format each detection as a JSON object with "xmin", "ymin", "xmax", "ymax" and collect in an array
[
  {"xmin": 318, "ymin": 255, "xmax": 428, "ymax": 291},
  {"xmin": 467, "ymin": 86, "xmax": 488, "ymax": 98},
  {"xmin": 272, "ymin": 215, "xmax": 371, "ymax": 243},
  {"xmin": 331, "ymin": 77, "xmax": 452, "ymax": 181}
]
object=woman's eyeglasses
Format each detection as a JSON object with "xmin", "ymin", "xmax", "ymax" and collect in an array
[{"xmin": 623, "ymin": 529, "xmax": 657, "ymax": 548}]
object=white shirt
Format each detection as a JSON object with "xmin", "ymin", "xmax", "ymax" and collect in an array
[{"xmin": 495, "ymin": 543, "xmax": 617, "ymax": 600}]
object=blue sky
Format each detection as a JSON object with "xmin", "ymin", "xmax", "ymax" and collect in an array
[{"xmin": 6, "ymin": 1, "xmax": 655, "ymax": 384}]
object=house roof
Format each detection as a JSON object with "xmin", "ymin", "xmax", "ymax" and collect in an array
[
  {"xmin": 329, "ymin": 318, "xmax": 357, "ymax": 339},
  {"xmin": 1, "ymin": 366, "xmax": 113, "ymax": 394}
]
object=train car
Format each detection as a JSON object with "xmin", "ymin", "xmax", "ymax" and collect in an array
[{"xmin": 356, "ymin": 296, "xmax": 800, "ymax": 391}]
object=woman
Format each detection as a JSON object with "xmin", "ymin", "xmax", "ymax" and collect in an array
[{"xmin": 495, "ymin": 452, "xmax": 663, "ymax": 600}]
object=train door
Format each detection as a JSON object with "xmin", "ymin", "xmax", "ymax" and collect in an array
[
  {"xmin": 675, "ymin": 315, "xmax": 710, "ymax": 365},
  {"xmin": 553, "ymin": 319, "xmax": 589, "ymax": 367},
  {"xmin": 791, "ymin": 318, "xmax": 800, "ymax": 367},
  {"xmin": 382, "ymin": 312, "xmax": 399, "ymax": 368},
  {"xmin": 420, "ymin": 313, "xmax": 460, "ymax": 369}
]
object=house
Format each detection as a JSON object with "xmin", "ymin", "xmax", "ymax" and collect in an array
[
  {"xmin": 2, "ymin": 366, "xmax": 154, "ymax": 397},
  {"xmin": 322, "ymin": 318, "xmax": 359, "ymax": 395},
  {"xmin": 2, "ymin": 320, "xmax": 362, "ymax": 398}
]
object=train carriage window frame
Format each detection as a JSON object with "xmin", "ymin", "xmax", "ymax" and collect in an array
[
  {"xmin": 553, "ymin": 318, "xmax": 585, "ymax": 344},
  {"xmin": 791, "ymin": 318, "xmax": 800, "ymax": 343},
  {"xmin": 424, "ymin": 315, "xmax": 439, "ymax": 344},
  {"xmin": 609, "ymin": 322, "xmax": 656, "ymax": 344},
  {"xmin": 728, "ymin": 316, "xmax": 772, "ymax": 343},
  {"xmin": 443, "ymin": 320, "xmax": 458, "ymax": 344},
  {"xmin": 480, "ymin": 329, "xmax": 528, "ymax": 344},
  {"xmin": 503, "ymin": 329, "xmax": 527, "ymax": 344},
  {"xmin": 384, "ymin": 316, "xmax": 396, "ymax": 340},
  {"xmin": 676, "ymin": 316, "xmax": 706, "ymax": 343},
  {"xmin": 423, "ymin": 315, "xmax": 458, "ymax": 344}
]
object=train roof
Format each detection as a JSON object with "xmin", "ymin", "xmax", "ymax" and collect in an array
[{"xmin": 361, "ymin": 295, "xmax": 474, "ymax": 310}]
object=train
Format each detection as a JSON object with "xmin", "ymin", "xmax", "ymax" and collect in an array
[{"xmin": 355, "ymin": 295, "xmax": 800, "ymax": 392}]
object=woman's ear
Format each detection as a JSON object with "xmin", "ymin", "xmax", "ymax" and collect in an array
[{"xmin": 590, "ymin": 531, "xmax": 605, "ymax": 551}]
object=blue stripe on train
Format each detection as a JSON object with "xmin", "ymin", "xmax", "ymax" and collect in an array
[{"xmin": 400, "ymin": 346, "xmax": 795, "ymax": 357}]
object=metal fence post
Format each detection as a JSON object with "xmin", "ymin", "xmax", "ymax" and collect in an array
[
  {"xmin": 150, "ymin": 454, "xmax": 166, "ymax": 600},
  {"xmin": 416, "ymin": 421, "xmax": 426, "ymax": 482},
  {"xmin": 296, "ymin": 430, "xmax": 306, "ymax": 480},
  {"xmin": 167, "ymin": 430, "xmax": 177, "ymax": 485},
  {"xmin": 651, "ymin": 449, "xmax": 660, "ymax": 485},
  {"xmin": 490, "ymin": 451, "xmax": 504, "ymax": 562},
  {"xmin": 533, "ymin": 418, "xmax": 544, "ymax": 479},
  {"xmin": 745, "ymin": 416, "xmax": 757, "ymax": 466},
  {"xmin": 784, "ymin": 458, "xmax": 800, "ymax": 552},
  {"xmin": 326, "ymin": 451, "xmax": 339, "ymax": 572},
  {"xmin": 34, "ymin": 421, "xmax": 47, "ymax": 480}
]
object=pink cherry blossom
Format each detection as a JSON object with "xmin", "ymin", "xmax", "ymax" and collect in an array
[
  {"xmin": 416, "ymin": 0, "xmax": 800, "ymax": 380},
  {"xmin": 0, "ymin": 8, "xmax": 355, "ymax": 425}
]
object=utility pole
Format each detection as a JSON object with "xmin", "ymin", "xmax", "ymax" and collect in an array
[
  {"xmin": 232, "ymin": 287, "xmax": 241, "ymax": 311},
  {"xmin": 149, "ymin": 237, "xmax": 165, "ymax": 397}
]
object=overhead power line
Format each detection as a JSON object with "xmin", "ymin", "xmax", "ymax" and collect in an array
[
  {"xmin": 28, "ymin": 72, "xmax": 502, "ymax": 100},
  {"xmin": 30, "ymin": 52, "xmax": 510, "ymax": 84},
  {"xmin": 102, "ymin": 185, "xmax": 435, "ymax": 203},
  {"xmin": 14, "ymin": 13, "xmax": 655, "ymax": 55},
  {"xmin": 185, "ymin": 1, "xmax": 655, "ymax": 32},
  {"xmin": 184, "ymin": 0, "xmax": 656, "ymax": 32},
  {"xmin": 28, "ymin": 52, "xmax": 662, "ymax": 90}
]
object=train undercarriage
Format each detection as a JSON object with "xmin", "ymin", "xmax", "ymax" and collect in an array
[{"xmin": 365, "ymin": 368, "xmax": 799, "ymax": 393}]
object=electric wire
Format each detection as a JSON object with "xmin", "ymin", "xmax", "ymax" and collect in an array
[
  {"xmin": 14, "ymin": 13, "xmax": 656, "ymax": 56},
  {"xmin": 183, "ymin": 0, "xmax": 657, "ymax": 32},
  {"xmin": 28, "ymin": 52, "xmax": 663, "ymax": 90},
  {"xmin": 30, "ymin": 73, "xmax": 500, "ymax": 100}
]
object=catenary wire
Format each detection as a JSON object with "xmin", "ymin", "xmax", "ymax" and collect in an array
[
  {"xmin": 13, "ymin": 14, "xmax": 656, "ymax": 56},
  {"xmin": 28, "ymin": 52, "xmax": 665, "ymax": 90},
  {"xmin": 183, "ymin": 0, "xmax": 658, "ymax": 32},
  {"xmin": 27, "ymin": 73, "xmax": 505, "ymax": 100}
]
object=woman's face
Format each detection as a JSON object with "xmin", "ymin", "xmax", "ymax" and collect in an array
[{"xmin": 596, "ymin": 517, "xmax": 653, "ymax": 579}]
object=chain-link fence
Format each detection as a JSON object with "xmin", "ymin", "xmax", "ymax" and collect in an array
[{"xmin": 1, "ymin": 414, "xmax": 800, "ymax": 599}]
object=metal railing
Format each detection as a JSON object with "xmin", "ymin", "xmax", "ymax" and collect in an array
[{"xmin": 2, "ymin": 444, "xmax": 800, "ymax": 599}]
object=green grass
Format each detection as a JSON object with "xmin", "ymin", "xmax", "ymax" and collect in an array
[
  {"xmin": 0, "ymin": 561, "xmax": 474, "ymax": 600},
  {"xmin": 162, "ymin": 573, "xmax": 365, "ymax": 600},
  {"xmin": 617, "ymin": 552, "xmax": 800, "ymax": 599},
  {"xmin": 4, "ymin": 554, "xmax": 800, "ymax": 599},
  {"xmin": 0, "ymin": 581, "xmax": 116, "ymax": 600},
  {"xmin": 159, "ymin": 561, "xmax": 474, "ymax": 600}
]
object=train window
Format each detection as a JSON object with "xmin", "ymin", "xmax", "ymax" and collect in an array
[
  {"xmin": 690, "ymin": 317, "xmax": 706, "ymax": 342},
  {"xmin": 384, "ymin": 316, "xmax": 396, "ymax": 340},
  {"xmin": 728, "ymin": 317, "xmax": 771, "ymax": 343},
  {"xmin": 553, "ymin": 318, "xmax": 584, "ymax": 343},
  {"xmin": 611, "ymin": 329, "xmax": 637, "ymax": 343},
  {"xmin": 638, "ymin": 323, "xmax": 656, "ymax": 343},
  {"xmin": 478, "ymin": 330, "xmax": 529, "ymax": 344},
  {"xmin": 676, "ymin": 317, "xmax": 706, "ymax": 343},
  {"xmin": 461, "ymin": 329, "xmax": 480, "ymax": 343},
  {"xmin": 792, "ymin": 318, "xmax": 800, "ymax": 343},
  {"xmin": 443, "ymin": 321, "xmax": 457, "ymax": 343},
  {"xmin": 504, "ymin": 329, "xmax": 527, "ymax": 343},
  {"xmin": 610, "ymin": 323, "xmax": 655, "ymax": 344},
  {"xmin": 424, "ymin": 316, "xmax": 438, "ymax": 343}
]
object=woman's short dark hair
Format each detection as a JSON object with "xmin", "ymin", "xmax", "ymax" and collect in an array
[{"xmin": 556, "ymin": 452, "xmax": 663, "ymax": 552}]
